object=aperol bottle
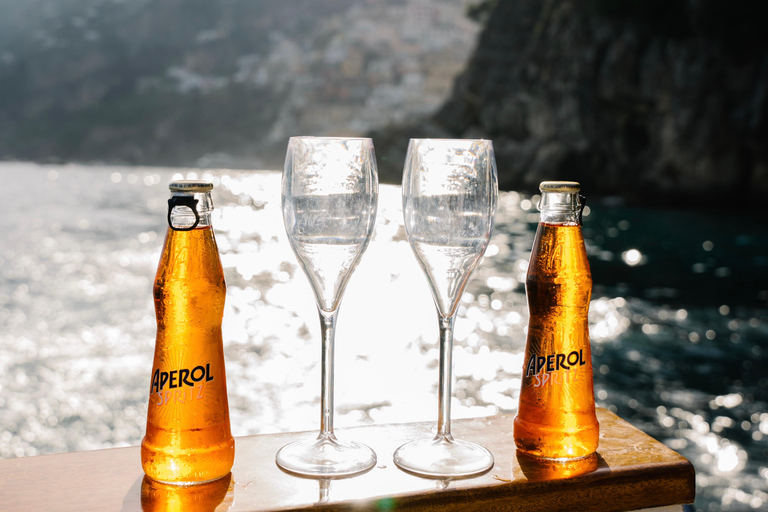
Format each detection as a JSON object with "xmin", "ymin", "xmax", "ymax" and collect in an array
[
  {"xmin": 141, "ymin": 180, "xmax": 234, "ymax": 484},
  {"xmin": 514, "ymin": 181, "xmax": 599, "ymax": 459}
]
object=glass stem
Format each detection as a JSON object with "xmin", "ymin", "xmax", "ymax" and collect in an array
[
  {"xmin": 318, "ymin": 307, "xmax": 339, "ymax": 438},
  {"xmin": 437, "ymin": 314, "xmax": 455, "ymax": 440}
]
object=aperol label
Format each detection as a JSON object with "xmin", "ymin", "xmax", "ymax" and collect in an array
[
  {"xmin": 146, "ymin": 342, "xmax": 227, "ymax": 428},
  {"xmin": 150, "ymin": 364, "xmax": 214, "ymax": 393},
  {"xmin": 153, "ymin": 384, "xmax": 206, "ymax": 406},
  {"xmin": 525, "ymin": 349, "xmax": 587, "ymax": 376}
]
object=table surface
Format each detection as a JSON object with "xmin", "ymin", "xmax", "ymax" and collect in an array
[{"xmin": 0, "ymin": 408, "xmax": 694, "ymax": 512}]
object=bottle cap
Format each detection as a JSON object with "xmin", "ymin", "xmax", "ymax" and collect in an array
[
  {"xmin": 539, "ymin": 181, "xmax": 580, "ymax": 192},
  {"xmin": 169, "ymin": 180, "xmax": 214, "ymax": 192}
]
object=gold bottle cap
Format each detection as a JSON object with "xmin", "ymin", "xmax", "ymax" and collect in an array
[
  {"xmin": 169, "ymin": 180, "xmax": 214, "ymax": 192},
  {"xmin": 539, "ymin": 181, "xmax": 580, "ymax": 192}
]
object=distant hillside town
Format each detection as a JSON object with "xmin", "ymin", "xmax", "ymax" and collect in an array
[{"xmin": 0, "ymin": 0, "xmax": 479, "ymax": 169}]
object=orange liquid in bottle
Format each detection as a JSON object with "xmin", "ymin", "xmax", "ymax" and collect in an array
[
  {"xmin": 141, "ymin": 225, "xmax": 234, "ymax": 484},
  {"xmin": 514, "ymin": 222, "xmax": 599, "ymax": 459}
]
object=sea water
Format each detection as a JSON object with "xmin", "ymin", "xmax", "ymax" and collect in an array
[{"xmin": 0, "ymin": 162, "xmax": 766, "ymax": 511}]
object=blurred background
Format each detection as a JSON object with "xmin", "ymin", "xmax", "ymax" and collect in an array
[{"xmin": 0, "ymin": 1, "xmax": 767, "ymax": 511}]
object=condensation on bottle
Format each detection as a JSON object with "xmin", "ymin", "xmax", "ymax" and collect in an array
[
  {"xmin": 141, "ymin": 180, "xmax": 234, "ymax": 485},
  {"xmin": 514, "ymin": 181, "xmax": 599, "ymax": 460}
]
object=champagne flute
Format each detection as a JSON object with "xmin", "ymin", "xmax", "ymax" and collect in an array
[
  {"xmin": 394, "ymin": 138, "xmax": 497, "ymax": 477},
  {"xmin": 276, "ymin": 137, "xmax": 378, "ymax": 477}
]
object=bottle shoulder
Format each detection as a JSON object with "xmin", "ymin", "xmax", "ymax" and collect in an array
[
  {"xmin": 156, "ymin": 227, "xmax": 224, "ymax": 278},
  {"xmin": 530, "ymin": 222, "xmax": 590, "ymax": 275}
]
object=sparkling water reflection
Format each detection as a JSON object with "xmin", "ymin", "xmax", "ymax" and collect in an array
[{"xmin": 0, "ymin": 163, "xmax": 766, "ymax": 511}]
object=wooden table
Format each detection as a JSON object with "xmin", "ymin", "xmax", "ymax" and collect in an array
[{"xmin": 0, "ymin": 409, "xmax": 694, "ymax": 512}]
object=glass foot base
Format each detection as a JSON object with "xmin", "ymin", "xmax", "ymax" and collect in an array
[
  {"xmin": 393, "ymin": 436, "xmax": 494, "ymax": 478},
  {"xmin": 276, "ymin": 434, "xmax": 376, "ymax": 477}
]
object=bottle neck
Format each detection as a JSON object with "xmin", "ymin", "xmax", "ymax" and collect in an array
[
  {"xmin": 538, "ymin": 191, "xmax": 581, "ymax": 225},
  {"xmin": 168, "ymin": 191, "xmax": 214, "ymax": 230}
]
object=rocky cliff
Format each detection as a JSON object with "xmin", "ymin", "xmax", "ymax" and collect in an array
[{"xmin": 373, "ymin": 0, "xmax": 768, "ymax": 208}]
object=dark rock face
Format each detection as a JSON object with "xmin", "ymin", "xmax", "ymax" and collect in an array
[{"xmin": 374, "ymin": 0, "xmax": 768, "ymax": 207}]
